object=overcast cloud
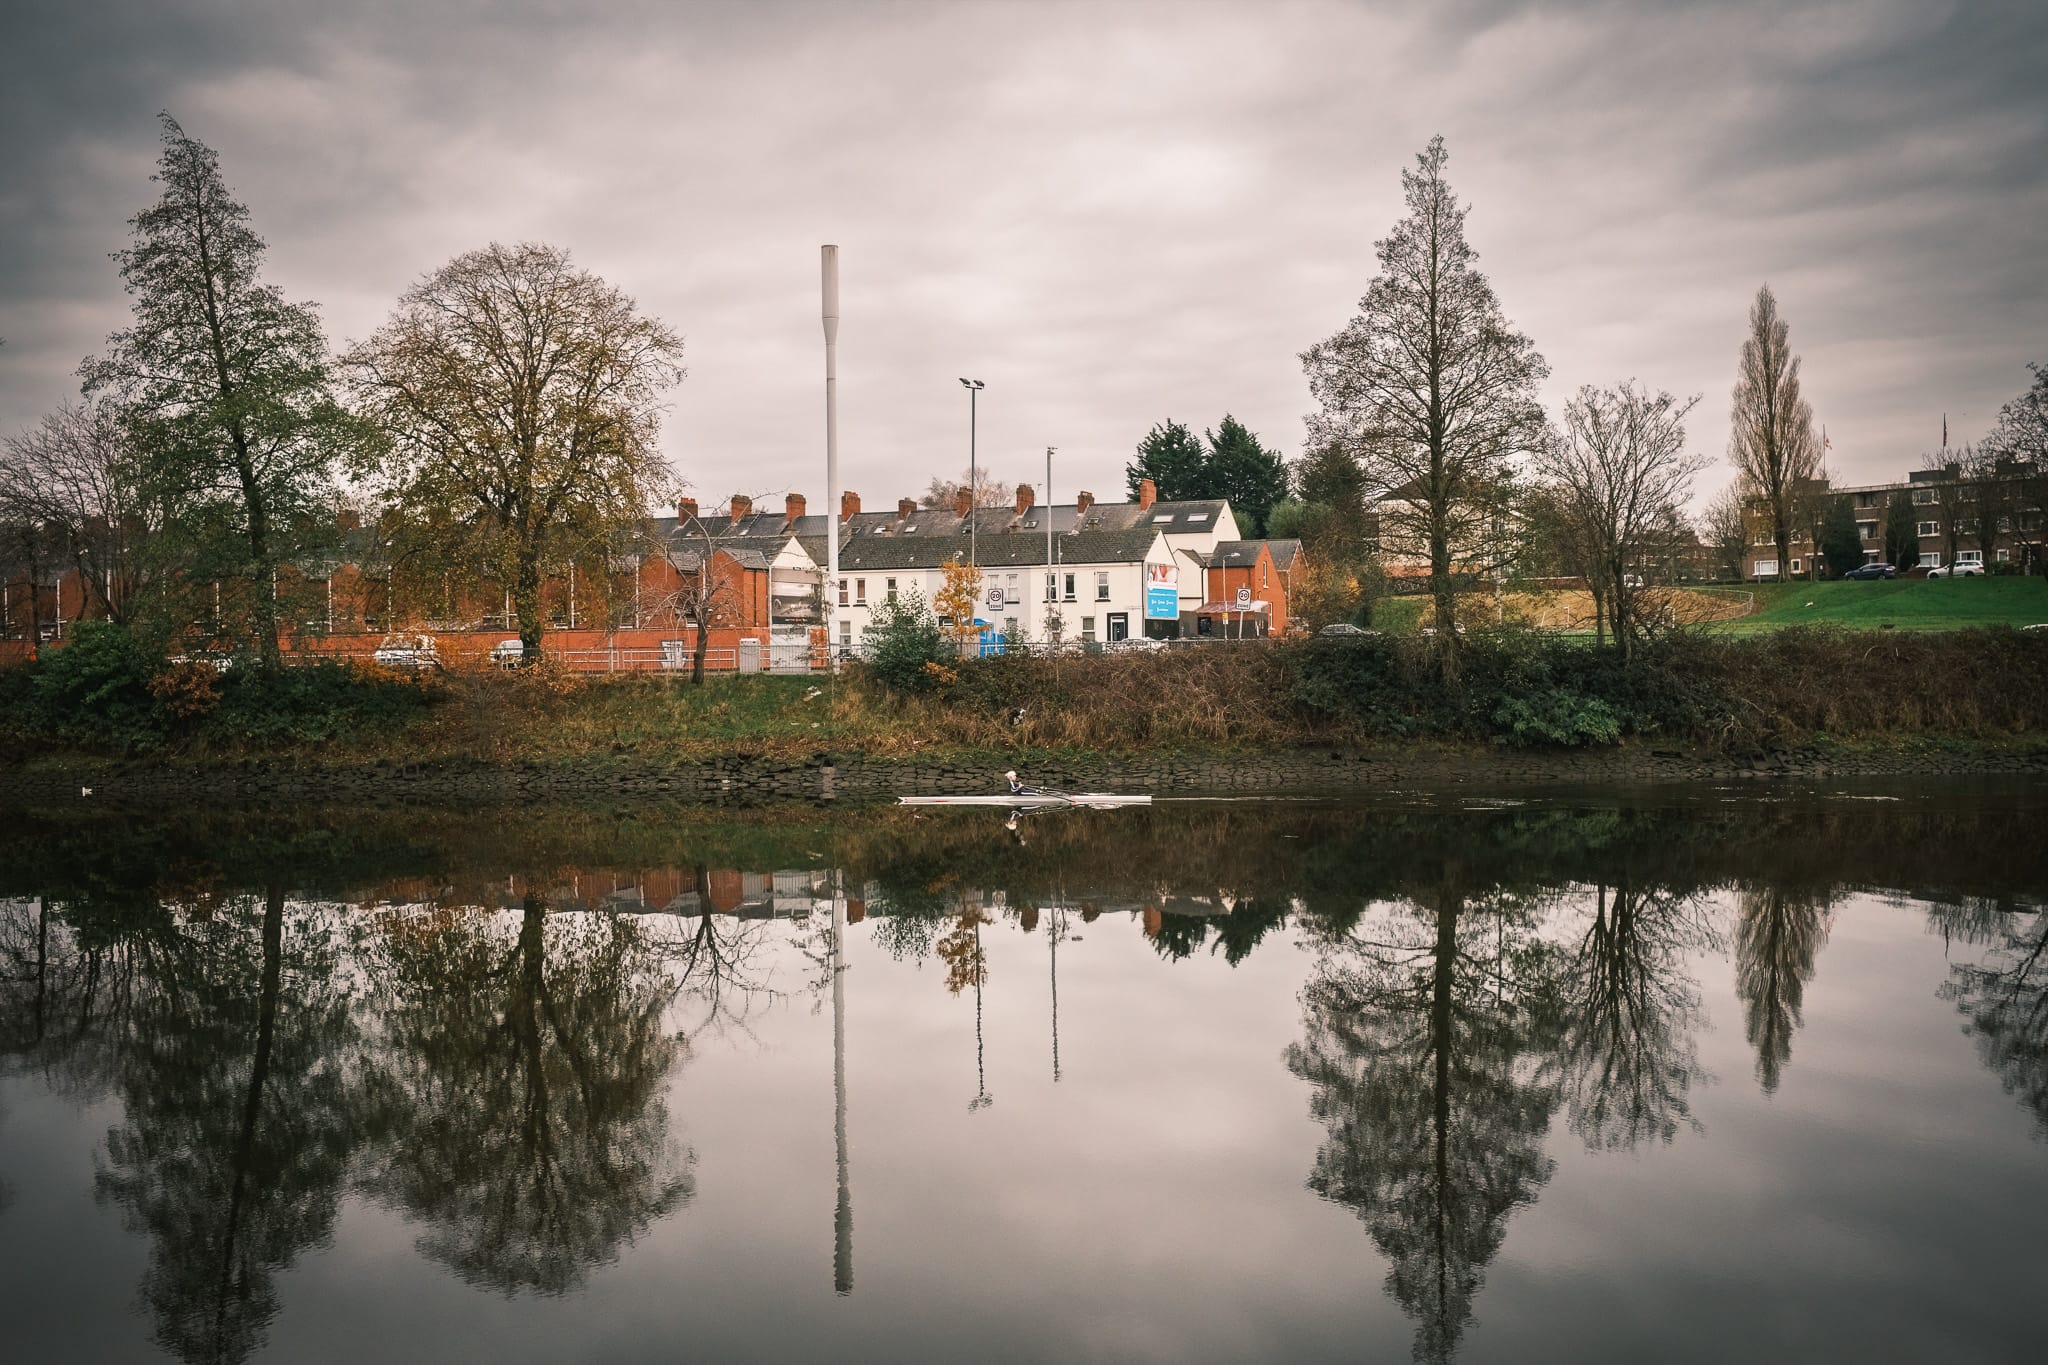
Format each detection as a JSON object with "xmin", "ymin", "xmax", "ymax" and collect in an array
[{"xmin": 3, "ymin": 0, "xmax": 2043, "ymax": 509}]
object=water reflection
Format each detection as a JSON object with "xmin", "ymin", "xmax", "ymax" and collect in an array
[
  {"xmin": 356, "ymin": 896, "xmax": 694, "ymax": 1296},
  {"xmin": 1289, "ymin": 884, "xmax": 1562, "ymax": 1363},
  {"xmin": 1, "ymin": 787, "xmax": 2045, "ymax": 1363}
]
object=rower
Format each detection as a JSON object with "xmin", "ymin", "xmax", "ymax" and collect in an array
[{"xmin": 1005, "ymin": 770, "xmax": 1044, "ymax": 797}]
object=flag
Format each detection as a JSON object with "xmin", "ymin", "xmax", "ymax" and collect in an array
[
  {"xmin": 1822, "ymin": 425, "xmax": 1832, "ymax": 451},
  {"xmin": 1943, "ymin": 413, "xmax": 1948, "ymax": 449}
]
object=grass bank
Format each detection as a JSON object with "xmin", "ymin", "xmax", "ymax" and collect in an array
[{"xmin": 6, "ymin": 622, "xmax": 2046, "ymax": 768}]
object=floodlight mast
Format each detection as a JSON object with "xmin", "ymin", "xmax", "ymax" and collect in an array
[{"xmin": 823, "ymin": 246, "xmax": 840, "ymax": 671}]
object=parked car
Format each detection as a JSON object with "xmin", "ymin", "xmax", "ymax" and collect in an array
[
  {"xmin": 372, "ymin": 633, "xmax": 442, "ymax": 670},
  {"xmin": 1319, "ymin": 622, "xmax": 1372, "ymax": 637},
  {"xmin": 1927, "ymin": 561, "xmax": 1985, "ymax": 578},
  {"xmin": 490, "ymin": 638, "xmax": 527, "ymax": 668},
  {"xmin": 1843, "ymin": 562, "xmax": 1898, "ymax": 580}
]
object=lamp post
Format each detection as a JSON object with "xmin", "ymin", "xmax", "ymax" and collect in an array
[
  {"xmin": 959, "ymin": 377, "xmax": 984, "ymax": 567},
  {"xmin": 823, "ymin": 246, "xmax": 841, "ymax": 669}
]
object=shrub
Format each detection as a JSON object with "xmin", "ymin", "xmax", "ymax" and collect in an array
[
  {"xmin": 862, "ymin": 593, "xmax": 954, "ymax": 694},
  {"xmin": 206, "ymin": 659, "xmax": 442, "ymax": 744},
  {"xmin": 1491, "ymin": 690, "xmax": 1623, "ymax": 747},
  {"xmin": 29, "ymin": 621, "xmax": 167, "ymax": 749}
]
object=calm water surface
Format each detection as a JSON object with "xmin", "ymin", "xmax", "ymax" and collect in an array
[{"xmin": 1, "ymin": 784, "xmax": 2045, "ymax": 1363}]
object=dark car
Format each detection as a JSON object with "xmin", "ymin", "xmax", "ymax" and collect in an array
[{"xmin": 1843, "ymin": 562, "xmax": 1897, "ymax": 580}]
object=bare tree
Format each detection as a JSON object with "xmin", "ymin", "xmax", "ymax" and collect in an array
[
  {"xmin": 1989, "ymin": 362, "xmax": 2048, "ymax": 467},
  {"xmin": 921, "ymin": 468, "xmax": 1011, "ymax": 511},
  {"xmin": 1535, "ymin": 383, "xmax": 1705, "ymax": 662},
  {"xmin": 0, "ymin": 401, "xmax": 160, "ymax": 625},
  {"xmin": 1728, "ymin": 285, "xmax": 1822, "ymax": 582},
  {"xmin": 1302, "ymin": 136, "xmax": 1548, "ymax": 681},
  {"xmin": 345, "ymin": 241, "xmax": 685, "ymax": 663},
  {"xmin": 1957, "ymin": 442, "xmax": 2016, "ymax": 569},
  {"xmin": 1700, "ymin": 481, "xmax": 1749, "ymax": 583}
]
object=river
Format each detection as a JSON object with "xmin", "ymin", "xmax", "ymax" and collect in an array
[{"xmin": 1, "ymin": 781, "xmax": 2043, "ymax": 1363}]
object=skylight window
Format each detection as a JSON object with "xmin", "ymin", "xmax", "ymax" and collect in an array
[
  {"xmin": 1152, "ymin": 514, "xmax": 1173, "ymax": 523},
  {"xmin": 1190, "ymin": 512, "xmax": 1211, "ymax": 522}
]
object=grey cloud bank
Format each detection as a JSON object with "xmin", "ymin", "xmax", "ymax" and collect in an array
[{"xmin": 3, "ymin": 0, "xmax": 2043, "ymax": 507}]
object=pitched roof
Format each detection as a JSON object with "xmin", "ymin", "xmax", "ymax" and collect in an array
[
  {"xmin": 1207, "ymin": 540, "xmax": 1269, "ymax": 568},
  {"xmin": 1265, "ymin": 539, "xmax": 1303, "ymax": 570},
  {"xmin": 799, "ymin": 529, "xmax": 1163, "ymax": 572}
]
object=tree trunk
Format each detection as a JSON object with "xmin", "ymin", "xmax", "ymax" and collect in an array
[
  {"xmin": 1429, "ymin": 509, "xmax": 1459, "ymax": 685},
  {"xmin": 237, "ymin": 450, "xmax": 284, "ymax": 669},
  {"xmin": 514, "ymin": 546, "xmax": 546, "ymax": 665},
  {"xmin": 690, "ymin": 603, "xmax": 709, "ymax": 687}
]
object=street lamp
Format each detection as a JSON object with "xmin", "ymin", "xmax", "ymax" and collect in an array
[{"xmin": 959, "ymin": 377, "xmax": 984, "ymax": 567}]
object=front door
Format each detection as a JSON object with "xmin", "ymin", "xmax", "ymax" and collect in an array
[{"xmin": 1106, "ymin": 613, "xmax": 1128, "ymax": 643}]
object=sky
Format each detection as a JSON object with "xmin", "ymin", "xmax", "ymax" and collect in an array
[{"xmin": 2, "ymin": 0, "xmax": 2043, "ymax": 512}]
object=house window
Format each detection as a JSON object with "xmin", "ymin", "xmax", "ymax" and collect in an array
[
  {"xmin": 1755, "ymin": 559, "xmax": 1778, "ymax": 577},
  {"xmin": 837, "ymin": 578, "xmax": 848, "ymax": 607},
  {"xmin": 1081, "ymin": 616, "xmax": 1096, "ymax": 642},
  {"xmin": 1045, "ymin": 572, "xmax": 1057, "ymax": 601},
  {"xmin": 1857, "ymin": 522, "xmax": 1877, "ymax": 541},
  {"xmin": 1063, "ymin": 572, "xmax": 1077, "ymax": 601},
  {"xmin": 1003, "ymin": 616, "xmax": 1017, "ymax": 640},
  {"xmin": 1920, "ymin": 552, "xmax": 1941, "ymax": 567},
  {"xmin": 885, "ymin": 577, "xmax": 897, "ymax": 602},
  {"xmin": 854, "ymin": 577, "xmax": 866, "ymax": 605},
  {"xmin": 1913, "ymin": 488, "xmax": 1937, "ymax": 504},
  {"xmin": 1996, "ymin": 548, "xmax": 2012, "ymax": 562},
  {"xmin": 838, "ymin": 620, "xmax": 852, "ymax": 647},
  {"xmin": 1856, "ymin": 493, "xmax": 1877, "ymax": 509},
  {"xmin": 1788, "ymin": 558, "xmax": 1802, "ymax": 574},
  {"xmin": 1957, "ymin": 551, "xmax": 1983, "ymax": 566},
  {"xmin": 1095, "ymin": 571, "xmax": 1110, "ymax": 601},
  {"xmin": 1918, "ymin": 521, "xmax": 1939, "ymax": 538}
]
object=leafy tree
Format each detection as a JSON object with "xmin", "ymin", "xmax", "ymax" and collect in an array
[
  {"xmin": 1728, "ymin": 285, "xmax": 1823, "ymax": 584},
  {"xmin": 861, "ymin": 590, "xmax": 951, "ymax": 692},
  {"xmin": 81, "ymin": 115, "xmax": 354, "ymax": 668},
  {"xmin": 1293, "ymin": 437, "xmax": 1369, "ymax": 520},
  {"xmin": 1204, "ymin": 414, "xmax": 1288, "ymax": 535},
  {"xmin": 1817, "ymin": 494, "xmax": 1864, "ymax": 578},
  {"xmin": 1124, "ymin": 420, "xmax": 1210, "ymax": 501},
  {"xmin": 1882, "ymin": 488, "xmax": 1920, "ymax": 571},
  {"xmin": 345, "ymin": 242, "xmax": 685, "ymax": 663},
  {"xmin": 1302, "ymin": 136, "xmax": 1549, "ymax": 682},
  {"xmin": 932, "ymin": 557, "xmax": 983, "ymax": 657}
]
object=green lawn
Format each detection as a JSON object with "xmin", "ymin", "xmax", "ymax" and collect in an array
[{"xmin": 1710, "ymin": 577, "xmax": 2048, "ymax": 633}]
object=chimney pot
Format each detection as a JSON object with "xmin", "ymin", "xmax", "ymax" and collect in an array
[
  {"xmin": 728, "ymin": 494, "xmax": 752, "ymax": 523},
  {"xmin": 1138, "ymin": 477, "xmax": 1157, "ymax": 510},
  {"xmin": 897, "ymin": 497, "xmax": 917, "ymax": 519},
  {"xmin": 677, "ymin": 497, "xmax": 698, "ymax": 521},
  {"xmin": 785, "ymin": 493, "xmax": 806, "ymax": 522},
  {"xmin": 954, "ymin": 487, "xmax": 973, "ymax": 519},
  {"xmin": 841, "ymin": 490, "xmax": 861, "ymax": 521},
  {"xmin": 1076, "ymin": 490, "xmax": 1095, "ymax": 516},
  {"xmin": 1016, "ymin": 483, "xmax": 1035, "ymax": 514}
]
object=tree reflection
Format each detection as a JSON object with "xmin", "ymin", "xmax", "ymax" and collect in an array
[
  {"xmin": 1287, "ymin": 886, "xmax": 1561, "ymax": 1364},
  {"xmin": 1733, "ymin": 887, "xmax": 1830, "ymax": 1095},
  {"xmin": 1545, "ymin": 881, "xmax": 1712, "ymax": 1150},
  {"xmin": 1932, "ymin": 898, "xmax": 2048, "ymax": 1135},
  {"xmin": 91, "ymin": 887, "xmax": 364, "ymax": 1365},
  {"xmin": 359, "ymin": 896, "xmax": 694, "ymax": 1295}
]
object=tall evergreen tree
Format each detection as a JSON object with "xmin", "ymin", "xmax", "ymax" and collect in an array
[
  {"xmin": 1816, "ymin": 494, "xmax": 1864, "ymax": 577},
  {"xmin": 1882, "ymin": 488, "xmax": 1919, "ymax": 570},
  {"xmin": 1302, "ymin": 136, "xmax": 1548, "ymax": 682},
  {"xmin": 1205, "ymin": 414, "xmax": 1288, "ymax": 535},
  {"xmin": 81, "ymin": 115, "xmax": 352, "ymax": 667},
  {"xmin": 1125, "ymin": 420, "xmax": 1210, "ymax": 502}
]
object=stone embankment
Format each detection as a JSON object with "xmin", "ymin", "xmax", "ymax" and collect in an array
[{"xmin": 7, "ymin": 741, "xmax": 2045, "ymax": 805}]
